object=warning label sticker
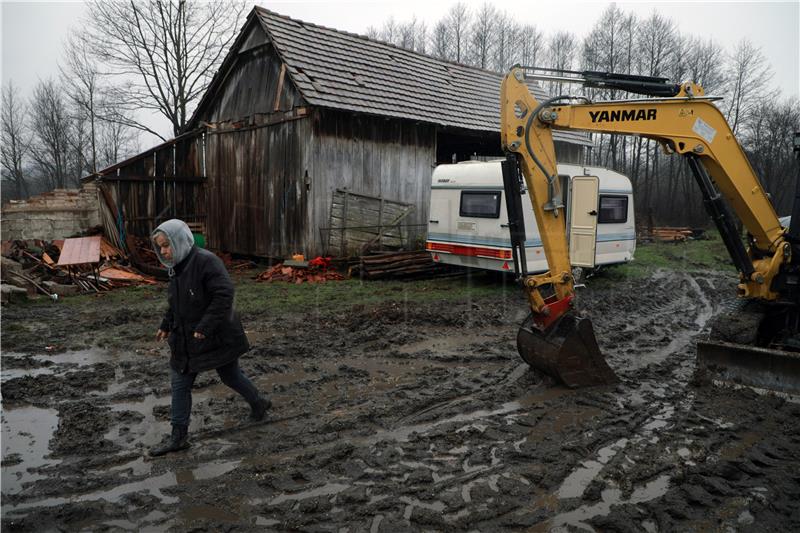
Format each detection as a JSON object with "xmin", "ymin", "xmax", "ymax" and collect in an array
[{"xmin": 693, "ymin": 117, "xmax": 717, "ymax": 144}]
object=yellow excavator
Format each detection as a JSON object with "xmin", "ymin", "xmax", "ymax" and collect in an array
[{"xmin": 499, "ymin": 66, "xmax": 800, "ymax": 393}]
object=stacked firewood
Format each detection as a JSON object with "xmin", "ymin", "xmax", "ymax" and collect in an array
[
  {"xmin": 255, "ymin": 261, "xmax": 346, "ymax": 284},
  {"xmin": 357, "ymin": 251, "xmax": 440, "ymax": 279}
]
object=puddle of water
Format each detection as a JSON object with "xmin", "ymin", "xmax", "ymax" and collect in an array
[
  {"xmin": 268, "ymin": 482, "xmax": 350, "ymax": 506},
  {"xmin": 5, "ymin": 459, "xmax": 241, "ymax": 514},
  {"xmin": 557, "ymin": 438, "xmax": 628, "ymax": 499},
  {"xmin": 1, "ymin": 367, "xmax": 58, "ymax": 382},
  {"xmin": 400, "ymin": 496, "xmax": 445, "ymax": 520},
  {"xmin": 551, "ymin": 475, "xmax": 670, "ymax": 531},
  {"xmin": 2, "ymin": 405, "xmax": 61, "ymax": 495},
  {"xmin": 370, "ymin": 514, "xmax": 384, "ymax": 533}
]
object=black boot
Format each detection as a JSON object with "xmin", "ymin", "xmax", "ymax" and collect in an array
[
  {"xmin": 249, "ymin": 397, "xmax": 272, "ymax": 422},
  {"xmin": 149, "ymin": 424, "xmax": 190, "ymax": 457}
]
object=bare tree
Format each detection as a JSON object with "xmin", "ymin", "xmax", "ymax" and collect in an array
[
  {"xmin": 742, "ymin": 96, "xmax": 800, "ymax": 213},
  {"xmin": 582, "ymin": 5, "xmax": 629, "ymax": 167},
  {"xmin": 637, "ymin": 11, "xmax": 676, "ymax": 77},
  {"xmin": 398, "ymin": 17, "xmax": 418, "ymax": 50},
  {"xmin": 445, "ymin": 2, "xmax": 471, "ymax": 63},
  {"xmin": 1, "ymin": 82, "xmax": 32, "ymax": 200},
  {"xmin": 518, "ymin": 24, "xmax": 546, "ymax": 68},
  {"xmin": 60, "ymin": 34, "xmax": 101, "ymax": 174},
  {"xmin": 492, "ymin": 13, "xmax": 518, "ymax": 72},
  {"xmin": 83, "ymin": 0, "xmax": 245, "ymax": 139},
  {"xmin": 430, "ymin": 21, "xmax": 451, "ymax": 60},
  {"xmin": 685, "ymin": 37, "xmax": 726, "ymax": 94},
  {"xmin": 469, "ymin": 3, "xmax": 495, "ymax": 69},
  {"xmin": 724, "ymin": 39, "xmax": 775, "ymax": 135},
  {"xmin": 29, "ymin": 79, "xmax": 73, "ymax": 190},
  {"xmin": 415, "ymin": 21, "xmax": 428, "ymax": 55},
  {"xmin": 379, "ymin": 17, "xmax": 399, "ymax": 44},
  {"xmin": 546, "ymin": 31, "xmax": 577, "ymax": 94},
  {"xmin": 67, "ymin": 113, "xmax": 93, "ymax": 185},
  {"xmin": 97, "ymin": 110, "xmax": 140, "ymax": 169}
]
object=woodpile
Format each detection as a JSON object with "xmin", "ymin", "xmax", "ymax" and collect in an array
[
  {"xmin": 356, "ymin": 251, "xmax": 442, "ymax": 280},
  {"xmin": 256, "ymin": 261, "xmax": 346, "ymax": 284},
  {"xmin": 640, "ymin": 227, "xmax": 707, "ymax": 243}
]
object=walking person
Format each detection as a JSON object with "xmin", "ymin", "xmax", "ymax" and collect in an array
[{"xmin": 149, "ymin": 219, "xmax": 271, "ymax": 457}]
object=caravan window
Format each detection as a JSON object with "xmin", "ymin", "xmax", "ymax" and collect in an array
[
  {"xmin": 598, "ymin": 195, "xmax": 628, "ymax": 223},
  {"xmin": 460, "ymin": 191, "xmax": 502, "ymax": 218}
]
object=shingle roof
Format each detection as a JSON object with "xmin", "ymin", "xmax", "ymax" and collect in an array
[{"xmin": 195, "ymin": 7, "xmax": 590, "ymax": 146}]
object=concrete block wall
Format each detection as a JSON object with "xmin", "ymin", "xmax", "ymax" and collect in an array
[{"xmin": 1, "ymin": 183, "xmax": 101, "ymax": 241}]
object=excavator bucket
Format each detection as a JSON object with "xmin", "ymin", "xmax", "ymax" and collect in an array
[
  {"xmin": 517, "ymin": 313, "xmax": 618, "ymax": 388},
  {"xmin": 696, "ymin": 340, "xmax": 800, "ymax": 395}
]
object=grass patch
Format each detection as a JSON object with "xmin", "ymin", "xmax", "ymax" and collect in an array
[
  {"xmin": 234, "ymin": 272, "xmax": 517, "ymax": 315},
  {"xmin": 590, "ymin": 235, "xmax": 735, "ymax": 285},
  {"xmin": 60, "ymin": 284, "xmax": 164, "ymax": 308}
]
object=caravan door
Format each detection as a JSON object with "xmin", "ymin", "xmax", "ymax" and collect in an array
[{"xmin": 569, "ymin": 176, "xmax": 599, "ymax": 268}]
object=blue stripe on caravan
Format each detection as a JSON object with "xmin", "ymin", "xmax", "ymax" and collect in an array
[
  {"xmin": 431, "ymin": 185, "xmax": 502, "ymax": 190},
  {"xmin": 431, "ymin": 186, "xmax": 633, "ymax": 194},
  {"xmin": 428, "ymin": 232, "xmax": 637, "ymax": 247},
  {"xmin": 427, "ymin": 233, "xmax": 542, "ymax": 247},
  {"xmin": 596, "ymin": 233, "xmax": 637, "ymax": 242}
]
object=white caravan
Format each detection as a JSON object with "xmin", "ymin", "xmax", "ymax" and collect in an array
[{"xmin": 425, "ymin": 160, "xmax": 636, "ymax": 273}]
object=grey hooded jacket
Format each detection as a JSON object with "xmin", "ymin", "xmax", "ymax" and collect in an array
[{"xmin": 152, "ymin": 219, "xmax": 249, "ymax": 373}]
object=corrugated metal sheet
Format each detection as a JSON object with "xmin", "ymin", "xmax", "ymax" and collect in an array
[{"xmin": 254, "ymin": 7, "xmax": 591, "ymax": 146}]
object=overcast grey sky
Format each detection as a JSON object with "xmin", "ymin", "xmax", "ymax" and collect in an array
[{"xmin": 2, "ymin": 0, "xmax": 798, "ymax": 144}]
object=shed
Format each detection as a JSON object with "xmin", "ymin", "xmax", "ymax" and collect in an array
[{"xmin": 90, "ymin": 7, "xmax": 591, "ymax": 258}]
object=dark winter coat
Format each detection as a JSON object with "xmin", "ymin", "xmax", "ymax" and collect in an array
[{"xmin": 159, "ymin": 246, "xmax": 250, "ymax": 374}]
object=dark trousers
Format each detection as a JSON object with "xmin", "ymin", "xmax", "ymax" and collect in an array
[{"xmin": 170, "ymin": 359, "xmax": 260, "ymax": 428}]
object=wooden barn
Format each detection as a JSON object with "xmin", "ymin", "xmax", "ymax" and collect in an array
[{"xmin": 89, "ymin": 7, "xmax": 590, "ymax": 259}]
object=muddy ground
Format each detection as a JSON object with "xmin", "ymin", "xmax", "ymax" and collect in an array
[{"xmin": 2, "ymin": 266, "xmax": 799, "ymax": 532}]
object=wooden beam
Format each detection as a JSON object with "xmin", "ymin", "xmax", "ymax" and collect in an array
[
  {"xmin": 100, "ymin": 175, "xmax": 207, "ymax": 183},
  {"xmin": 273, "ymin": 63, "xmax": 286, "ymax": 112}
]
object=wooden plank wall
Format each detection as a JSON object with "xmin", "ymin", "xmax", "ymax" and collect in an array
[
  {"xmin": 204, "ymin": 118, "xmax": 310, "ymax": 257},
  {"xmin": 307, "ymin": 109, "xmax": 436, "ymax": 256},
  {"xmin": 101, "ymin": 135, "xmax": 205, "ymax": 239},
  {"xmin": 328, "ymin": 190, "xmax": 414, "ymax": 255}
]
